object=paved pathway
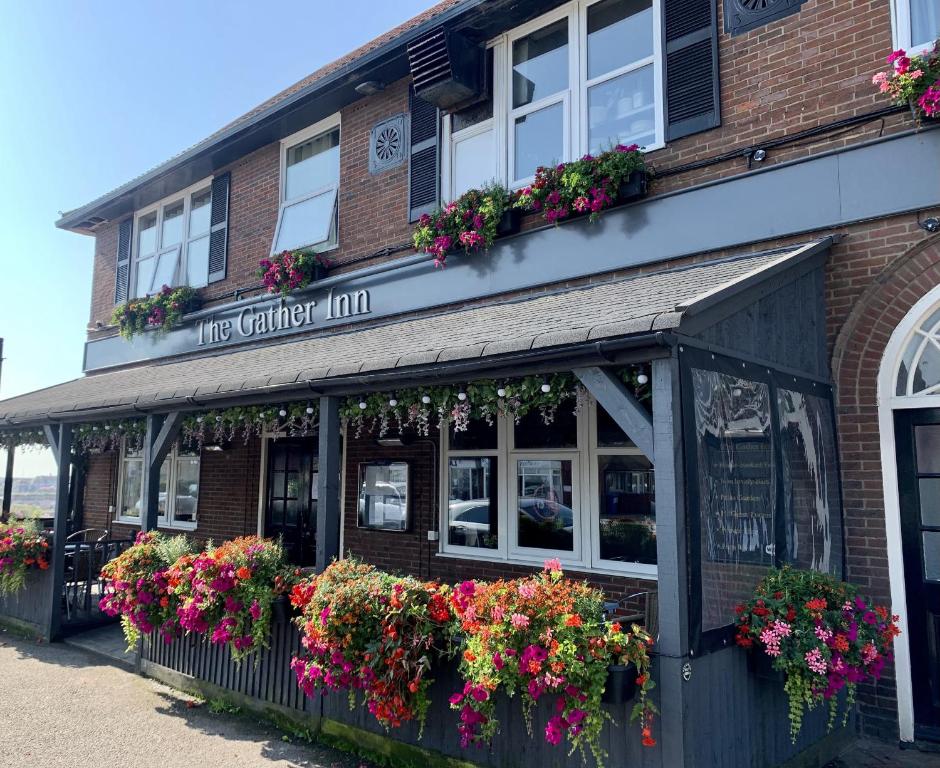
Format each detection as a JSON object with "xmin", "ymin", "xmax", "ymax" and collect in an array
[
  {"xmin": 827, "ymin": 738, "xmax": 940, "ymax": 768},
  {"xmin": 0, "ymin": 629, "xmax": 370, "ymax": 768}
]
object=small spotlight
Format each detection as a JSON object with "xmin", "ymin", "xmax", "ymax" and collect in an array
[
  {"xmin": 421, "ymin": 394, "xmax": 431, "ymax": 405},
  {"xmin": 389, "ymin": 397, "xmax": 398, "ymax": 407},
  {"xmin": 457, "ymin": 390, "xmax": 467, "ymax": 401},
  {"xmin": 497, "ymin": 387, "xmax": 507, "ymax": 398},
  {"xmin": 306, "ymin": 405, "xmax": 314, "ymax": 415},
  {"xmin": 278, "ymin": 409, "xmax": 287, "ymax": 418},
  {"xmin": 354, "ymin": 80, "xmax": 385, "ymax": 95},
  {"xmin": 921, "ymin": 217, "xmax": 940, "ymax": 233},
  {"xmin": 637, "ymin": 373, "xmax": 649, "ymax": 385},
  {"xmin": 358, "ymin": 400, "xmax": 368, "ymax": 410},
  {"xmin": 752, "ymin": 148, "xmax": 767, "ymax": 162},
  {"xmin": 540, "ymin": 380, "xmax": 551, "ymax": 394}
]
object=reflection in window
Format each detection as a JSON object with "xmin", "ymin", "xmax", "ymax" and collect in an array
[
  {"xmin": 514, "ymin": 407, "xmax": 578, "ymax": 449},
  {"xmin": 692, "ymin": 369, "xmax": 775, "ymax": 631},
  {"xmin": 516, "ymin": 459, "xmax": 574, "ymax": 551},
  {"xmin": 910, "ymin": 0, "xmax": 940, "ymax": 49},
  {"xmin": 896, "ymin": 305, "xmax": 940, "ymax": 396},
  {"xmin": 448, "ymin": 457, "xmax": 497, "ymax": 549},
  {"xmin": 777, "ymin": 389, "xmax": 843, "ymax": 576},
  {"xmin": 358, "ymin": 462, "xmax": 409, "ymax": 531},
  {"xmin": 119, "ymin": 444, "xmax": 200, "ymax": 527},
  {"xmin": 512, "ymin": 19, "xmax": 569, "ymax": 108},
  {"xmin": 598, "ymin": 455, "xmax": 655, "ymax": 563}
]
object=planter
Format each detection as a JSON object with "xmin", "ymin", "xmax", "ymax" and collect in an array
[
  {"xmin": 748, "ymin": 649, "xmax": 785, "ymax": 682},
  {"xmin": 616, "ymin": 170, "xmax": 648, "ymax": 204},
  {"xmin": 601, "ymin": 662, "xmax": 639, "ymax": 704},
  {"xmin": 272, "ymin": 594, "xmax": 292, "ymax": 624},
  {"xmin": 495, "ymin": 208, "xmax": 522, "ymax": 237}
]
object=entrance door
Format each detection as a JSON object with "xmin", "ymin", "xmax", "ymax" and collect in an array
[
  {"xmin": 264, "ymin": 438, "xmax": 318, "ymax": 567},
  {"xmin": 895, "ymin": 409, "xmax": 940, "ymax": 739}
]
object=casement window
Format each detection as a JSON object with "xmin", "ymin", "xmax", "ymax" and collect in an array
[
  {"xmin": 273, "ymin": 116, "xmax": 341, "ymax": 254},
  {"xmin": 893, "ymin": 0, "xmax": 940, "ymax": 55},
  {"xmin": 443, "ymin": 0, "xmax": 664, "ymax": 199},
  {"xmin": 116, "ymin": 441, "xmax": 200, "ymax": 529},
  {"xmin": 132, "ymin": 181, "xmax": 213, "ymax": 297},
  {"xmin": 441, "ymin": 395, "xmax": 656, "ymax": 578}
]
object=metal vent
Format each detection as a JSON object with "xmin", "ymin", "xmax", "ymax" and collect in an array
[
  {"xmin": 77, "ymin": 215, "xmax": 106, "ymax": 230},
  {"xmin": 369, "ymin": 114, "xmax": 406, "ymax": 174},
  {"xmin": 407, "ymin": 27, "xmax": 483, "ymax": 110},
  {"xmin": 724, "ymin": 0, "xmax": 804, "ymax": 36}
]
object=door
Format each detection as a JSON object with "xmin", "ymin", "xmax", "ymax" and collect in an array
[
  {"xmin": 264, "ymin": 437, "xmax": 318, "ymax": 567},
  {"xmin": 895, "ymin": 409, "xmax": 940, "ymax": 739}
]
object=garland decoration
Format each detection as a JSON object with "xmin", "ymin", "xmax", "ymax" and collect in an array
[
  {"xmin": 181, "ymin": 402, "xmax": 320, "ymax": 449},
  {"xmin": 0, "ymin": 428, "xmax": 47, "ymax": 451}
]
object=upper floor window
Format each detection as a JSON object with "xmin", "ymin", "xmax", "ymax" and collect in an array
[
  {"xmin": 443, "ymin": 0, "xmax": 663, "ymax": 199},
  {"xmin": 133, "ymin": 182, "xmax": 212, "ymax": 297},
  {"xmin": 274, "ymin": 116, "xmax": 340, "ymax": 254},
  {"xmin": 894, "ymin": 0, "xmax": 940, "ymax": 55}
]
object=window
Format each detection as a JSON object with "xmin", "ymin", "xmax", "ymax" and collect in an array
[
  {"xmin": 440, "ymin": 396, "xmax": 655, "ymax": 577},
  {"xmin": 357, "ymin": 462, "xmax": 409, "ymax": 531},
  {"xmin": 117, "ymin": 442, "xmax": 200, "ymax": 529},
  {"xmin": 132, "ymin": 182, "xmax": 213, "ymax": 297},
  {"xmin": 443, "ymin": 0, "xmax": 663, "ymax": 199},
  {"xmin": 894, "ymin": 0, "xmax": 940, "ymax": 55},
  {"xmin": 274, "ymin": 117, "xmax": 340, "ymax": 254}
]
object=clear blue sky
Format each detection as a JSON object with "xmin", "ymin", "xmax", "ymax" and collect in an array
[{"xmin": 0, "ymin": 0, "xmax": 433, "ymax": 475}]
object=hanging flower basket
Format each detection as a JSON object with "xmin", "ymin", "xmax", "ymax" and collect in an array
[
  {"xmin": 257, "ymin": 250, "xmax": 332, "ymax": 296},
  {"xmin": 747, "ymin": 646, "xmax": 784, "ymax": 682},
  {"xmin": 601, "ymin": 662, "xmax": 639, "ymax": 705},
  {"xmin": 271, "ymin": 594, "xmax": 292, "ymax": 624},
  {"xmin": 872, "ymin": 40, "xmax": 940, "ymax": 121},
  {"xmin": 495, "ymin": 207, "xmax": 523, "ymax": 237},
  {"xmin": 616, "ymin": 170, "xmax": 649, "ymax": 205}
]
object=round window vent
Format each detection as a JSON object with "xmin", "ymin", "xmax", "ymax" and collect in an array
[
  {"xmin": 374, "ymin": 125, "xmax": 401, "ymax": 162},
  {"xmin": 369, "ymin": 115, "xmax": 407, "ymax": 174}
]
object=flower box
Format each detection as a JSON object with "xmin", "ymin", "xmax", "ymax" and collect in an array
[
  {"xmin": 496, "ymin": 207, "xmax": 522, "ymax": 237},
  {"xmin": 747, "ymin": 649, "xmax": 785, "ymax": 683},
  {"xmin": 271, "ymin": 594, "xmax": 292, "ymax": 624},
  {"xmin": 616, "ymin": 170, "xmax": 649, "ymax": 205},
  {"xmin": 601, "ymin": 662, "xmax": 639, "ymax": 705}
]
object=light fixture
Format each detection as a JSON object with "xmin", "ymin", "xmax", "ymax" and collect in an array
[
  {"xmin": 354, "ymin": 80, "xmax": 385, "ymax": 95},
  {"xmin": 389, "ymin": 396, "xmax": 398, "ymax": 407},
  {"xmin": 358, "ymin": 400, "xmax": 368, "ymax": 410},
  {"xmin": 204, "ymin": 444, "xmax": 225, "ymax": 452},
  {"xmin": 376, "ymin": 437, "xmax": 405, "ymax": 448},
  {"xmin": 306, "ymin": 405, "xmax": 315, "ymax": 415},
  {"xmin": 216, "ymin": 415, "xmax": 223, "ymax": 422},
  {"xmin": 752, "ymin": 148, "xmax": 766, "ymax": 162},
  {"xmin": 278, "ymin": 409, "xmax": 287, "ymax": 418},
  {"xmin": 196, "ymin": 416, "xmax": 203, "ymax": 423},
  {"xmin": 637, "ymin": 373, "xmax": 649, "ymax": 385},
  {"xmin": 457, "ymin": 390, "xmax": 467, "ymax": 401},
  {"xmin": 540, "ymin": 379, "xmax": 551, "ymax": 394},
  {"xmin": 497, "ymin": 386, "xmax": 507, "ymax": 398},
  {"xmin": 920, "ymin": 216, "xmax": 940, "ymax": 233},
  {"xmin": 421, "ymin": 394, "xmax": 431, "ymax": 405}
]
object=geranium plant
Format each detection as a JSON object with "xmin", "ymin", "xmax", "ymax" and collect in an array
[
  {"xmin": 872, "ymin": 40, "xmax": 940, "ymax": 119},
  {"xmin": 735, "ymin": 567, "xmax": 900, "ymax": 741},
  {"xmin": 290, "ymin": 558, "xmax": 455, "ymax": 732},
  {"xmin": 99, "ymin": 531, "xmax": 194, "ymax": 648},
  {"xmin": 604, "ymin": 621, "xmax": 658, "ymax": 748},
  {"xmin": 0, "ymin": 521, "xmax": 50, "ymax": 595},
  {"xmin": 514, "ymin": 145, "xmax": 647, "ymax": 225},
  {"xmin": 450, "ymin": 560, "xmax": 656, "ymax": 766},
  {"xmin": 111, "ymin": 285, "xmax": 201, "ymax": 340},
  {"xmin": 257, "ymin": 250, "xmax": 332, "ymax": 296},
  {"xmin": 167, "ymin": 536, "xmax": 294, "ymax": 661},
  {"xmin": 412, "ymin": 183, "xmax": 510, "ymax": 268}
]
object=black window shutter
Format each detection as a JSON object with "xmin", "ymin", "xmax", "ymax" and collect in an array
[
  {"xmin": 208, "ymin": 172, "xmax": 231, "ymax": 283},
  {"xmin": 408, "ymin": 86, "xmax": 440, "ymax": 222},
  {"xmin": 114, "ymin": 217, "xmax": 133, "ymax": 305},
  {"xmin": 664, "ymin": 0, "xmax": 720, "ymax": 141}
]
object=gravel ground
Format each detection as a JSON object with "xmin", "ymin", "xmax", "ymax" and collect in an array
[{"xmin": 0, "ymin": 631, "xmax": 371, "ymax": 768}]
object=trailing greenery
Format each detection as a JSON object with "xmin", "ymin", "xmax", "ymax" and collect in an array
[
  {"xmin": 181, "ymin": 402, "xmax": 319, "ymax": 449},
  {"xmin": 111, "ymin": 285, "xmax": 201, "ymax": 340},
  {"xmin": 0, "ymin": 429, "xmax": 46, "ymax": 451}
]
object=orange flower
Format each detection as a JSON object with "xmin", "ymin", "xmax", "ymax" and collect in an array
[
  {"xmin": 236, "ymin": 566, "xmax": 251, "ymax": 580},
  {"xmin": 37, "ymin": 558, "xmax": 49, "ymax": 570},
  {"xmin": 463, "ymin": 649, "xmax": 477, "ymax": 662},
  {"xmin": 565, "ymin": 614, "xmax": 582, "ymax": 627}
]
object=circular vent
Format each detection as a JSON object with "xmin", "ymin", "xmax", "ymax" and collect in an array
[{"xmin": 374, "ymin": 125, "xmax": 401, "ymax": 162}]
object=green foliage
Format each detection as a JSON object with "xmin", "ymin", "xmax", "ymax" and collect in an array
[
  {"xmin": 111, "ymin": 285, "xmax": 201, "ymax": 340},
  {"xmin": 181, "ymin": 402, "xmax": 319, "ymax": 449},
  {"xmin": 0, "ymin": 520, "xmax": 50, "ymax": 595},
  {"xmin": 257, "ymin": 250, "xmax": 332, "ymax": 296}
]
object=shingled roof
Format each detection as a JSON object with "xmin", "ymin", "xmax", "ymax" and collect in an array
[{"xmin": 0, "ymin": 242, "xmax": 827, "ymax": 425}]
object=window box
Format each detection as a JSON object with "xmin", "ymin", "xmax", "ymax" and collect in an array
[
  {"xmin": 617, "ymin": 169, "xmax": 649, "ymax": 205},
  {"xmin": 601, "ymin": 662, "xmax": 639, "ymax": 704},
  {"xmin": 496, "ymin": 207, "xmax": 523, "ymax": 236},
  {"xmin": 747, "ymin": 649, "xmax": 785, "ymax": 683}
]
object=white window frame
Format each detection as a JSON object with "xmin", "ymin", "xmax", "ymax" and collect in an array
[
  {"xmin": 441, "ymin": 0, "xmax": 664, "ymax": 200},
  {"xmin": 131, "ymin": 178, "xmax": 213, "ymax": 299},
  {"xmin": 891, "ymin": 0, "xmax": 939, "ymax": 57},
  {"xmin": 439, "ymin": 394, "xmax": 657, "ymax": 579},
  {"xmin": 114, "ymin": 440, "xmax": 200, "ymax": 530},
  {"xmin": 273, "ymin": 113, "xmax": 341, "ymax": 256}
]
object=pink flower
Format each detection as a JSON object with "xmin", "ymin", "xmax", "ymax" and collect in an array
[
  {"xmin": 805, "ymin": 647, "xmax": 827, "ymax": 675},
  {"xmin": 510, "ymin": 613, "xmax": 530, "ymax": 629},
  {"xmin": 544, "ymin": 558, "xmax": 562, "ymax": 574},
  {"xmin": 517, "ymin": 582, "xmax": 536, "ymax": 599}
]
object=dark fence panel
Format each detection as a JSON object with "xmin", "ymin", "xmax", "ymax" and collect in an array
[{"xmin": 0, "ymin": 568, "xmax": 53, "ymax": 636}]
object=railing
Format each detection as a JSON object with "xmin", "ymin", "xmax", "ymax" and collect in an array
[{"xmin": 62, "ymin": 537, "xmax": 134, "ymax": 628}]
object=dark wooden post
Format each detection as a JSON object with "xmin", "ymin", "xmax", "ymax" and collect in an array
[
  {"xmin": 46, "ymin": 423, "xmax": 72, "ymax": 642},
  {"xmin": 316, "ymin": 396, "xmax": 341, "ymax": 573},
  {"xmin": 1, "ymin": 446, "xmax": 13, "ymax": 523},
  {"xmin": 141, "ymin": 413, "xmax": 183, "ymax": 533}
]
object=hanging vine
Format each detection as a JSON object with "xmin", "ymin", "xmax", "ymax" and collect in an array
[{"xmin": 180, "ymin": 401, "xmax": 319, "ymax": 450}]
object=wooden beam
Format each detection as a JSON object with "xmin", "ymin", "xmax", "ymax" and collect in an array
[
  {"xmin": 316, "ymin": 396, "xmax": 341, "ymax": 573},
  {"xmin": 141, "ymin": 413, "xmax": 183, "ymax": 532},
  {"xmin": 573, "ymin": 366, "xmax": 654, "ymax": 459},
  {"xmin": 152, "ymin": 412, "xmax": 184, "ymax": 465},
  {"xmin": 46, "ymin": 423, "xmax": 72, "ymax": 641},
  {"xmin": 1, "ymin": 447, "xmax": 13, "ymax": 523},
  {"xmin": 42, "ymin": 424, "xmax": 59, "ymax": 458}
]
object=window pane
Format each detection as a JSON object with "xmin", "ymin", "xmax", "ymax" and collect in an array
[
  {"xmin": 120, "ymin": 459, "xmax": 143, "ymax": 518},
  {"xmin": 920, "ymin": 478, "xmax": 940, "ymax": 526},
  {"xmin": 588, "ymin": 64, "xmax": 655, "ymax": 152},
  {"xmin": 598, "ymin": 455, "xmax": 655, "ymax": 564},
  {"xmin": 138, "ymin": 213, "xmax": 157, "ymax": 257},
  {"xmin": 452, "ymin": 48, "xmax": 494, "ymax": 132},
  {"xmin": 596, "ymin": 403, "xmax": 638, "ymax": 448},
  {"xmin": 450, "ymin": 417, "xmax": 497, "ymax": 451},
  {"xmin": 358, "ymin": 462, "xmax": 409, "ymax": 531},
  {"xmin": 453, "ymin": 127, "xmax": 495, "ymax": 198},
  {"xmin": 587, "ymin": 0, "xmax": 653, "ymax": 79},
  {"xmin": 916, "ymin": 425, "xmax": 940, "ymax": 474},
  {"xmin": 514, "ymin": 101, "xmax": 564, "ymax": 181},
  {"xmin": 285, "ymin": 128, "xmax": 340, "ymax": 200},
  {"xmin": 514, "ymin": 407, "xmax": 577, "ymax": 450},
  {"xmin": 512, "ymin": 19, "xmax": 568, "ymax": 108},
  {"xmin": 925, "ymin": 532, "xmax": 940, "ymax": 581},
  {"xmin": 161, "ymin": 201, "xmax": 184, "ymax": 247},
  {"xmin": 174, "ymin": 456, "xmax": 200, "ymax": 524},
  {"xmin": 274, "ymin": 188, "xmax": 337, "ymax": 252},
  {"xmin": 448, "ymin": 457, "xmax": 497, "ymax": 549},
  {"xmin": 692, "ymin": 369, "xmax": 775, "ymax": 631},
  {"xmin": 911, "ymin": 0, "xmax": 940, "ymax": 48},
  {"xmin": 135, "ymin": 256, "xmax": 155, "ymax": 298},
  {"xmin": 150, "ymin": 247, "xmax": 180, "ymax": 293},
  {"xmin": 186, "ymin": 235, "xmax": 210, "ymax": 288},
  {"xmin": 896, "ymin": 307, "xmax": 940, "ymax": 395},
  {"xmin": 777, "ymin": 389, "xmax": 843, "ymax": 577},
  {"xmin": 516, "ymin": 458, "xmax": 574, "ymax": 551},
  {"xmin": 190, "ymin": 189, "xmax": 211, "ymax": 236}
]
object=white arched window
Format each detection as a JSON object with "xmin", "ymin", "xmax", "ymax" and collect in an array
[{"xmin": 895, "ymin": 303, "xmax": 940, "ymax": 396}]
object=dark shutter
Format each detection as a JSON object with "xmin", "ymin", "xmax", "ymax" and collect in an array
[
  {"xmin": 208, "ymin": 172, "xmax": 231, "ymax": 283},
  {"xmin": 408, "ymin": 87, "xmax": 440, "ymax": 221},
  {"xmin": 664, "ymin": 0, "xmax": 720, "ymax": 141},
  {"xmin": 114, "ymin": 217, "xmax": 133, "ymax": 305}
]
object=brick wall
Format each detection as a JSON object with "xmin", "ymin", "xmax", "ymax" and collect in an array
[{"xmin": 86, "ymin": 0, "xmax": 907, "ymax": 329}]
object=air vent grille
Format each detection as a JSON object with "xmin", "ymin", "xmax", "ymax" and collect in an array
[{"xmin": 407, "ymin": 27, "xmax": 483, "ymax": 110}]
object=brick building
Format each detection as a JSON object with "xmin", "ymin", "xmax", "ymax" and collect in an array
[{"xmin": 1, "ymin": 0, "xmax": 939, "ymax": 763}]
